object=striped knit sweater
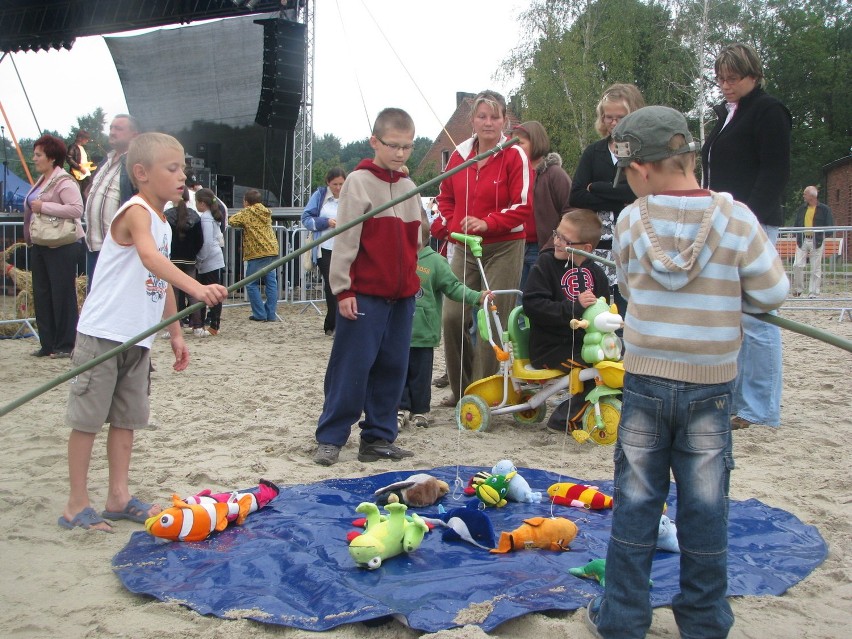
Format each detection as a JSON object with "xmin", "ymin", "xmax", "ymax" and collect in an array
[{"xmin": 613, "ymin": 190, "xmax": 789, "ymax": 384}]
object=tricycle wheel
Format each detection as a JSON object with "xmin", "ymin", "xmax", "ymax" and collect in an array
[
  {"xmin": 456, "ymin": 395, "xmax": 491, "ymax": 432},
  {"xmin": 512, "ymin": 391, "xmax": 547, "ymax": 424},
  {"xmin": 581, "ymin": 396, "xmax": 621, "ymax": 445}
]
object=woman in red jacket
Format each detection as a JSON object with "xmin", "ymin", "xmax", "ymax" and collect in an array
[{"xmin": 432, "ymin": 90, "xmax": 534, "ymax": 405}]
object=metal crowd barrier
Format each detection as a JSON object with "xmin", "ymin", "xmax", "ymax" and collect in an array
[
  {"xmin": 775, "ymin": 226, "xmax": 850, "ymax": 320},
  {"xmin": 0, "ymin": 220, "xmax": 329, "ymax": 328},
  {"xmin": 4, "ymin": 221, "xmax": 849, "ymax": 330}
]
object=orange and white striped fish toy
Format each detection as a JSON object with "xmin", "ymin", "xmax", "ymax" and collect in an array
[
  {"xmin": 547, "ymin": 482, "xmax": 613, "ymax": 510},
  {"xmin": 145, "ymin": 495, "xmax": 238, "ymax": 542},
  {"xmin": 146, "ymin": 480, "xmax": 280, "ymax": 542}
]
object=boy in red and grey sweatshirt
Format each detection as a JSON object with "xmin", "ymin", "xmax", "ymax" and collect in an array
[{"xmin": 313, "ymin": 107, "xmax": 423, "ymax": 466}]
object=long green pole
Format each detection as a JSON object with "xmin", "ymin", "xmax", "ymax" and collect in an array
[
  {"xmin": 3, "ymin": 140, "xmax": 850, "ymax": 417},
  {"xmin": 0, "ymin": 137, "xmax": 520, "ymax": 417},
  {"xmin": 564, "ymin": 246, "xmax": 852, "ymax": 353}
]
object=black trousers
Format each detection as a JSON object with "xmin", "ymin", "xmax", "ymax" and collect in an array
[
  {"xmin": 31, "ymin": 241, "xmax": 81, "ymax": 353},
  {"xmin": 197, "ymin": 269, "xmax": 222, "ymax": 330},
  {"xmin": 399, "ymin": 346, "xmax": 434, "ymax": 415},
  {"xmin": 316, "ymin": 248, "xmax": 337, "ymax": 333}
]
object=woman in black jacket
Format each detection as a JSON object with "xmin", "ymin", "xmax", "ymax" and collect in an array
[
  {"xmin": 701, "ymin": 42, "xmax": 792, "ymax": 430},
  {"xmin": 165, "ymin": 188, "xmax": 205, "ymax": 335},
  {"xmin": 570, "ymin": 83, "xmax": 644, "ymax": 316}
]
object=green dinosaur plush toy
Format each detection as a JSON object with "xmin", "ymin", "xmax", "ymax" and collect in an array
[{"xmin": 348, "ymin": 502, "xmax": 429, "ymax": 570}]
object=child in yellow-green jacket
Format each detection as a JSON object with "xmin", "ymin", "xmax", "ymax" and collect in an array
[{"xmin": 228, "ymin": 189, "xmax": 280, "ymax": 321}]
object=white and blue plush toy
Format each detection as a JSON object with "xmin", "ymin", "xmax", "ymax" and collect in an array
[
  {"xmin": 657, "ymin": 514, "xmax": 680, "ymax": 553},
  {"xmin": 491, "ymin": 460, "xmax": 543, "ymax": 503}
]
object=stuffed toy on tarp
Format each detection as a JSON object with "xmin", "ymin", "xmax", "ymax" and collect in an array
[
  {"xmin": 422, "ymin": 503, "xmax": 496, "ymax": 550},
  {"xmin": 491, "ymin": 517, "xmax": 578, "ymax": 553},
  {"xmin": 657, "ymin": 514, "xmax": 680, "ymax": 553},
  {"xmin": 348, "ymin": 502, "xmax": 429, "ymax": 570},
  {"xmin": 145, "ymin": 480, "xmax": 280, "ymax": 543},
  {"xmin": 491, "ymin": 460, "xmax": 543, "ymax": 503},
  {"xmin": 569, "ymin": 559, "xmax": 653, "ymax": 587},
  {"xmin": 373, "ymin": 473, "xmax": 450, "ymax": 508},
  {"xmin": 547, "ymin": 482, "xmax": 612, "ymax": 510},
  {"xmin": 471, "ymin": 470, "xmax": 516, "ymax": 508}
]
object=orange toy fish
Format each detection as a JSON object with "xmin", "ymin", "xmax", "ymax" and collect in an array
[
  {"xmin": 491, "ymin": 517, "xmax": 578, "ymax": 553},
  {"xmin": 547, "ymin": 482, "xmax": 613, "ymax": 510},
  {"xmin": 146, "ymin": 494, "xmax": 253, "ymax": 542}
]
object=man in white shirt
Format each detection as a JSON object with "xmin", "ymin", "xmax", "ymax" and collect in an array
[{"xmin": 83, "ymin": 114, "xmax": 140, "ymax": 289}]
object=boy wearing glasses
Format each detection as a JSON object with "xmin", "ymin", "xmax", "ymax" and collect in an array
[
  {"xmin": 521, "ymin": 209, "xmax": 609, "ymax": 431},
  {"xmin": 313, "ymin": 108, "xmax": 423, "ymax": 466}
]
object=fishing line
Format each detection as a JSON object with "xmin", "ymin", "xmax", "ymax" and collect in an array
[
  {"xmin": 357, "ymin": 0, "xmax": 458, "ymax": 147},
  {"xmin": 333, "ymin": 0, "xmax": 373, "ymax": 136}
]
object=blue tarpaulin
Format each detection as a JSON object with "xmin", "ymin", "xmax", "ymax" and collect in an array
[{"xmin": 112, "ymin": 466, "xmax": 827, "ymax": 633}]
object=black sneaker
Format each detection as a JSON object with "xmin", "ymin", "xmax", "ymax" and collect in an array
[
  {"xmin": 358, "ymin": 438, "xmax": 414, "ymax": 462},
  {"xmin": 313, "ymin": 443, "xmax": 341, "ymax": 466}
]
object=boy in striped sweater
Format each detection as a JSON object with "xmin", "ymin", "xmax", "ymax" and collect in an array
[{"xmin": 585, "ymin": 106, "xmax": 788, "ymax": 639}]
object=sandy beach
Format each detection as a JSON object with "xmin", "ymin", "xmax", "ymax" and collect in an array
[{"xmin": 0, "ymin": 303, "xmax": 850, "ymax": 639}]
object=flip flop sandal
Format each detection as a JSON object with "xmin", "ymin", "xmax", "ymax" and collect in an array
[
  {"xmin": 101, "ymin": 496, "xmax": 155, "ymax": 523},
  {"xmin": 58, "ymin": 506, "xmax": 114, "ymax": 532}
]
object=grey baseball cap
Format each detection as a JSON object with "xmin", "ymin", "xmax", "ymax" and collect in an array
[{"xmin": 611, "ymin": 106, "xmax": 700, "ymax": 186}]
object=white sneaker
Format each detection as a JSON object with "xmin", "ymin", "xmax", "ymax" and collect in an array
[
  {"xmin": 193, "ymin": 328, "xmax": 211, "ymax": 337},
  {"xmin": 397, "ymin": 410, "xmax": 409, "ymax": 429}
]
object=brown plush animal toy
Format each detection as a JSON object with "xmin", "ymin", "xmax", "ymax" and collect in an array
[{"xmin": 373, "ymin": 473, "xmax": 451, "ymax": 508}]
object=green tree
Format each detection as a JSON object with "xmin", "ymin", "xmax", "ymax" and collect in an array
[
  {"xmin": 743, "ymin": 0, "xmax": 851, "ymax": 218},
  {"xmin": 506, "ymin": 0, "xmax": 694, "ymax": 176}
]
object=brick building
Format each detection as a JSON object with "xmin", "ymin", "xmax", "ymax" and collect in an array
[{"xmin": 822, "ymin": 155, "xmax": 851, "ymax": 227}]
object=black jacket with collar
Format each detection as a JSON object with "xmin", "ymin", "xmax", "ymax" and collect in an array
[
  {"xmin": 701, "ymin": 87, "xmax": 792, "ymax": 227},
  {"xmin": 792, "ymin": 201, "xmax": 834, "ymax": 248},
  {"xmin": 570, "ymin": 137, "xmax": 637, "ymax": 215}
]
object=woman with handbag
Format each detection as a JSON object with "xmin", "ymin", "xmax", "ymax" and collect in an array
[{"xmin": 23, "ymin": 134, "xmax": 85, "ymax": 358}]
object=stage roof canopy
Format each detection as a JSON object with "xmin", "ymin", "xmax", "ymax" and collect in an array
[{"xmin": 0, "ymin": 0, "xmax": 283, "ymax": 53}]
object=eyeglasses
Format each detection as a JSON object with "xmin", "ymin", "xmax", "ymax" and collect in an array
[
  {"xmin": 715, "ymin": 75, "xmax": 743, "ymax": 86},
  {"xmin": 377, "ymin": 138, "xmax": 415, "ymax": 152},
  {"xmin": 552, "ymin": 230, "xmax": 587, "ymax": 246},
  {"xmin": 603, "ymin": 114, "xmax": 625, "ymax": 123}
]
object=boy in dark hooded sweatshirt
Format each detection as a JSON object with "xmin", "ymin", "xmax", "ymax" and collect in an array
[{"xmin": 313, "ymin": 108, "xmax": 423, "ymax": 466}]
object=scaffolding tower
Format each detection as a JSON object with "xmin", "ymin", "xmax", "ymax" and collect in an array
[{"xmin": 291, "ymin": 0, "xmax": 314, "ymax": 208}]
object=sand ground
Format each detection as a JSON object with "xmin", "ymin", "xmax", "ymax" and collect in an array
[{"xmin": 0, "ymin": 304, "xmax": 850, "ymax": 638}]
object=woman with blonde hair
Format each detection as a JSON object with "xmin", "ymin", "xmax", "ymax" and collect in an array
[
  {"xmin": 570, "ymin": 83, "xmax": 645, "ymax": 315},
  {"xmin": 431, "ymin": 90, "xmax": 534, "ymax": 405}
]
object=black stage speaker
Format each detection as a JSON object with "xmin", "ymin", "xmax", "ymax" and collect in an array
[
  {"xmin": 195, "ymin": 167, "xmax": 212, "ymax": 189},
  {"xmin": 214, "ymin": 174, "xmax": 235, "ymax": 209},
  {"xmin": 255, "ymin": 18, "xmax": 306, "ymax": 131}
]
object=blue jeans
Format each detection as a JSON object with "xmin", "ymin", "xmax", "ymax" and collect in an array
[
  {"xmin": 597, "ymin": 373, "xmax": 735, "ymax": 639},
  {"xmin": 316, "ymin": 294, "xmax": 415, "ymax": 446},
  {"xmin": 733, "ymin": 225, "xmax": 781, "ymax": 426},
  {"xmin": 245, "ymin": 256, "xmax": 279, "ymax": 321},
  {"xmin": 519, "ymin": 241, "xmax": 539, "ymax": 292}
]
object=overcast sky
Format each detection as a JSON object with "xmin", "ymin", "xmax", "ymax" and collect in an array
[{"xmin": 0, "ymin": 1, "xmax": 525, "ymax": 146}]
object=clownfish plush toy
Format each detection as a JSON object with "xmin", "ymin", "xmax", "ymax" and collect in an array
[{"xmin": 145, "ymin": 480, "xmax": 279, "ymax": 542}]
